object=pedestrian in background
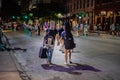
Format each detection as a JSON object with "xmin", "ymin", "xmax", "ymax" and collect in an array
[
  {"xmin": 83, "ymin": 22, "xmax": 88, "ymax": 37},
  {"xmin": 34, "ymin": 23, "xmax": 40, "ymax": 36},
  {"xmin": 97, "ymin": 23, "xmax": 101, "ymax": 36},
  {"xmin": 57, "ymin": 24, "xmax": 64, "ymax": 52},
  {"xmin": 28, "ymin": 23, "xmax": 33, "ymax": 36},
  {"xmin": 74, "ymin": 22, "xmax": 79, "ymax": 37},
  {"xmin": 116, "ymin": 23, "xmax": 120, "ymax": 36},
  {"xmin": 110, "ymin": 23, "xmax": 115, "ymax": 36},
  {"xmin": 23, "ymin": 22, "xmax": 29, "ymax": 35},
  {"xmin": 43, "ymin": 21, "xmax": 49, "ymax": 31}
]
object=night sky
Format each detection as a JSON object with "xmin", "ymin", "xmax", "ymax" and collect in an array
[
  {"xmin": 1, "ymin": 0, "xmax": 66, "ymax": 18},
  {"xmin": 1, "ymin": 0, "xmax": 21, "ymax": 17}
]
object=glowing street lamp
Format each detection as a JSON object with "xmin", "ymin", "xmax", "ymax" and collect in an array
[
  {"xmin": 76, "ymin": 11, "xmax": 86, "ymax": 19},
  {"xmin": 101, "ymin": 11, "xmax": 106, "ymax": 16},
  {"xmin": 29, "ymin": 13, "xmax": 33, "ymax": 17},
  {"xmin": 57, "ymin": 13, "xmax": 63, "ymax": 18},
  {"xmin": 12, "ymin": 16, "xmax": 15, "ymax": 19}
]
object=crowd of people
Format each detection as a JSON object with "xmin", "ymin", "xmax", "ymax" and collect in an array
[
  {"xmin": 0, "ymin": 18, "xmax": 76, "ymax": 65},
  {"xmin": 96, "ymin": 23, "xmax": 120, "ymax": 36},
  {"xmin": 1, "ymin": 18, "xmax": 120, "ymax": 65}
]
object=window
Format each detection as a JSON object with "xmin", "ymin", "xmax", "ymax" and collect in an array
[
  {"xmin": 83, "ymin": 0, "xmax": 85, "ymax": 8},
  {"xmin": 70, "ymin": 5, "xmax": 72, "ymax": 12},
  {"xmin": 80, "ymin": 0, "xmax": 82, "ymax": 8},
  {"xmin": 74, "ymin": 2, "xmax": 75, "ymax": 10},
  {"xmin": 67, "ymin": 5, "xmax": 69, "ymax": 12},
  {"xmin": 91, "ymin": 0, "xmax": 93, "ymax": 6},
  {"xmin": 87, "ymin": 0, "xmax": 89, "ymax": 7},
  {"xmin": 77, "ymin": 0, "xmax": 79, "ymax": 9}
]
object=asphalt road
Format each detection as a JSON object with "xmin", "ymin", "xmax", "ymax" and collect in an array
[{"xmin": 4, "ymin": 31, "xmax": 120, "ymax": 80}]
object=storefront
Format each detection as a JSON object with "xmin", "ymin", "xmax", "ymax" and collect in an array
[
  {"xmin": 95, "ymin": 10, "xmax": 120, "ymax": 31},
  {"xmin": 115, "ymin": 11, "xmax": 120, "ymax": 24}
]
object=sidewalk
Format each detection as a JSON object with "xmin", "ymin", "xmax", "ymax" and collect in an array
[
  {"xmin": 0, "ymin": 51, "xmax": 22, "ymax": 80},
  {"xmin": 73, "ymin": 31, "xmax": 120, "ymax": 39}
]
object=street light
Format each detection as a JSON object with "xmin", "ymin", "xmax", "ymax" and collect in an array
[
  {"xmin": 76, "ymin": 11, "xmax": 86, "ymax": 18},
  {"xmin": 101, "ymin": 11, "xmax": 106, "ymax": 16},
  {"xmin": 29, "ymin": 13, "xmax": 33, "ymax": 17},
  {"xmin": 57, "ymin": 13, "xmax": 63, "ymax": 18}
]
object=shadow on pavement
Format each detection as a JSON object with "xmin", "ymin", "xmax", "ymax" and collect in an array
[
  {"xmin": 72, "ymin": 50, "xmax": 81, "ymax": 53},
  {"xmin": 41, "ymin": 63, "xmax": 101, "ymax": 75}
]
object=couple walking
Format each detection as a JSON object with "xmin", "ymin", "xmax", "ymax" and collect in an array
[{"xmin": 43, "ymin": 20, "xmax": 75, "ymax": 65}]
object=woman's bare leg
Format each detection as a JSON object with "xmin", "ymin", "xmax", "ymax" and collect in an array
[
  {"xmin": 64, "ymin": 49, "xmax": 68, "ymax": 64},
  {"xmin": 68, "ymin": 50, "xmax": 72, "ymax": 63}
]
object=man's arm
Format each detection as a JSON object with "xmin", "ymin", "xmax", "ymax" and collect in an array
[{"xmin": 55, "ymin": 33, "xmax": 59, "ymax": 45}]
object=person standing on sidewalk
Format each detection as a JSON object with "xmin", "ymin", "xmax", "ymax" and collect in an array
[
  {"xmin": 34, "ymin": 23, "xmax": 39, "ymax": 36},
  {"xmin": 116, "ymin": 23, "xmax": 120, "ymax": 36},
  {"xmin": 61, "ymin": 21, "xmax": 75, "ymax": 64},
  {"xmin": 28, "ymin": 23, "xmax": 33, "ymax": 36},
  {"xmin": 110, "ymin": 23, "xmax": 115, "ymax": 36},
  {"xmin": 74, "ymin": 22, "xmax": 79, "ymax": 37},
  {"xmin": 83, "ymin": 22, "xmax": 89, "ymax": 37},
  {"xmin": 97, "ymin": 23, "xmax": 101, "ymax": 36}
]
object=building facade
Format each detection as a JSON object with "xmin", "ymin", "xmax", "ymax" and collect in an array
[
  {"xmin": 66, "ymin": 0, "xmax": 120, "ymax": 31},
  {"xmin": 66, "ymin": 0, "xmax": 95, "ymax": 29},
  {"xmin": 95, "ymin": 0, "xmax": 120, "ymax": 31}
]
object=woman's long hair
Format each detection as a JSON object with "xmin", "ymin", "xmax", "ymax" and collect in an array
[{"xmin": 65, "ymin": 22, "xmax": 73, "ymax": 38}]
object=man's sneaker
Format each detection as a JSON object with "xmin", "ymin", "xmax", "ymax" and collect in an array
[{"xmin": 64, "ymin": 62, "xmax": 68, "ymax": 65}]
